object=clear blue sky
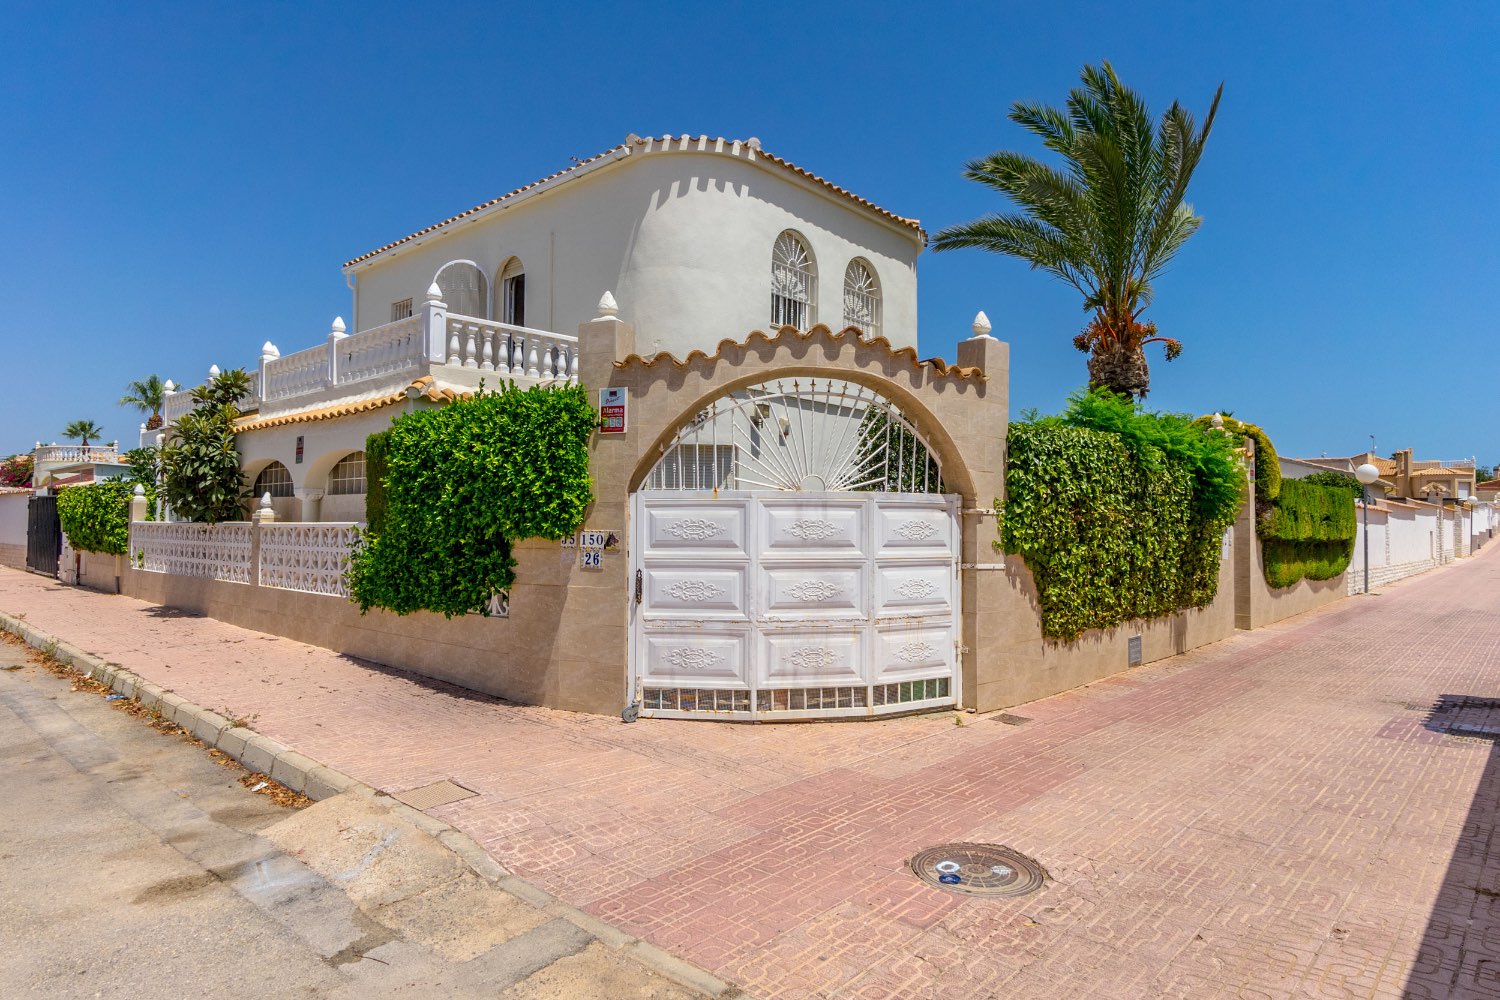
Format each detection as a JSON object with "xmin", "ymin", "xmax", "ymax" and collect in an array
[{"xmin": 3, "ymin": 1, "xmax": 1495, "ymax": 463}]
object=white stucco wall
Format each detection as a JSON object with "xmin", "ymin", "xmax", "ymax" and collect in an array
[
  {"xmin": 0, "ymin": 492, "xmax": 28, "ymax": 547},
  {"xmin": 344, "ymin": 143, "xmax": 923, "ymax": 360}
]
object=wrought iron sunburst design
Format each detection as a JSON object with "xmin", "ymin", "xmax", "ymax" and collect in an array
[{"xmin": 645, "ymin": 378, "xmax": 944, "ymax": 494}]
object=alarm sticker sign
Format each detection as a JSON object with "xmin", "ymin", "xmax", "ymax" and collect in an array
[{"xmin": 599, "ymin": 387, "xmax": 627, "ymax": 434}]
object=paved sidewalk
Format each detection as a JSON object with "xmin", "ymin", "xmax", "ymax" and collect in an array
[{"xmin": 5, "ymin": 549, "xmax": 1500, "ymax": 998}]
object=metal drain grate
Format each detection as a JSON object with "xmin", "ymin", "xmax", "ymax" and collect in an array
[
  {"xmin": 992, "ymin": 713, "xmax": 1032, "ymax": 726},
  {"xmin": 394, "ymin": 779, "xmax": 478, "ymax": 811},
  {"xmin": 910, "ymin": 843, "xmax": 1046, "ymax": 897}
]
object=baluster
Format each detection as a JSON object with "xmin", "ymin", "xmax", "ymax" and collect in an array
[
  {"xmin": 526, "ymin": 338, "xmax": 540, "ymax": 378},
  {"xmin": 447, "ymin": 323, "xmax": 461, "ymax": 365},
  {"xmin": 480, "ymin": 328, "xmax": 495, "ymax": 371},
  {"xmin": 464, "ymin": 324, "xmax": 479, "ymax": 368},
  {"xmin": 568, "ymin": 347, "xmax": 579, "ymax": 384}
]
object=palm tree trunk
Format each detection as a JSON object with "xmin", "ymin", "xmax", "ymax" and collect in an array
[
  {"xmin": 146, "ymin": 414, "xmax": 163, "ymax": 431},
  {"xmin": 1088, "ymin": 342, "xmax": 1152, "ymax": 398}
]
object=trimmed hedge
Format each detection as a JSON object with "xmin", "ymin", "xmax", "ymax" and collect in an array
[
  {"xmin": 1000, "ymin": 391, "xmax": 1246, "ymax": 640},
  {"xmin": 56, "ymin": 480, "xmax": 135, "ymax": 554},
  {"xmin": 1257, "ymin": 478, "xmax": 1356, "ymax": 588},
  {"xmin": 1193, "ymin": 414, "xmax": 1278, "ymax": 506},
  {"xmin": 348, "ymin": 383, "xmax": 597, "ymax": 618}
]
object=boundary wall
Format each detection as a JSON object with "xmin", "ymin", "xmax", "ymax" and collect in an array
[{"xmin": 0, "ymin": 492, "xmax": 27, "ymax": 570}]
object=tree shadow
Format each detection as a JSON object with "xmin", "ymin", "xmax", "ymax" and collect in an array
[{"xmin": 1404, "ymin": 695, "xmax": 1500, "ymax": 997}]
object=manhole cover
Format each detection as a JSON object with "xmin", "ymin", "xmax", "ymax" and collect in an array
[{"xmin": 909, "ymin": 843, "xmax": 1045, "ymax": 897}]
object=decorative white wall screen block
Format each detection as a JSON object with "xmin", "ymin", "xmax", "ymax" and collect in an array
[
  {"xmin": 258, "ymin": 523, "xmax": 359, "ymax": 597},
  {"xmin": 131, "ymin": 522, "xmax": 253, "ymax": 584}
]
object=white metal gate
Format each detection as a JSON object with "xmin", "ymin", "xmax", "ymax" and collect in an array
[{"xmin": 628, "ymin": 376, "xmax": 959, "ymax": 721}]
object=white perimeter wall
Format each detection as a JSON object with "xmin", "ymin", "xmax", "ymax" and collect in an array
[
  {"xmin": 0, "ymin": 493, "xmax": 27, "ymax": 546},
  {"xmin": 347, "ymin": 150, "xmax": 922, "ymax": 360}
]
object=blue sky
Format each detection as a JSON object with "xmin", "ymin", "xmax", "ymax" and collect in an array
[{"xmin": 2, "ymin": 1, "xmax": 1496, "ymax": 463}]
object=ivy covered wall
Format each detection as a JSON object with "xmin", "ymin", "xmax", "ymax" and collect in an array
[
  {"xmin": 1000, "ymin": 391, "xmax": 1246, "ymax": 640},
  {"xmin": 348, "ymin": 384, "xmax": 597, "ymax": 618}
]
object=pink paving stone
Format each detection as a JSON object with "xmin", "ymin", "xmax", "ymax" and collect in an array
[{"xmin": 8, "ymin": 544, "xmax": 1500, "ymax": 998}]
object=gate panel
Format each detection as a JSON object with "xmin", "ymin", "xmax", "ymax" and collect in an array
[{"xmin": 26, "ymin": 495, "xmax": 61, "ymax": 576}]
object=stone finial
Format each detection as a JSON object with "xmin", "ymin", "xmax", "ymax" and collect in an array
[
  {"xmin": 163, "ymin": 380, "xmax": 176, "ymax": 393},
  {"xmin": 133, "ymin": 484, "xmax": 145, "ymax": 497},
  {"xmin": 970, "ymin": 311, "xmax": 994, "ymax": 339},
  {"xmin": 208, "ymin": 365, "xmax": 221, "ymax": 379},
  {"xmin": 426, "ymin": 282, "xmax": 444, "ymax": 303},
  {"xmin": 331, "ymin": 316, "xmax": 347, "ymax": 338},
  {"xmin": 1211, "ymin": 413, "xmax": 1225, "ymax": 429},
  {"xmin": 260, "ymin": 492, "xmax": 273, "ymax": 510},
  {"xmin": 597, "ymin": 290, "xmax": 619, "ymax": 317},
  {"xmin": 261, "ymin": 341, "xmax": 280, "ymax": 360}
]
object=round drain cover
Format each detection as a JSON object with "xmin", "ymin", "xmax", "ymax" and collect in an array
[{"xmin": 909, "ymin": 843, "xmax": 1045, "ymax": 897}]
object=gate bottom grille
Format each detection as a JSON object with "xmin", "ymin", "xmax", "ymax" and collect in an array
[{"xmin": 641, "ymin": 676, "xmax": 951, "ymax": 719}]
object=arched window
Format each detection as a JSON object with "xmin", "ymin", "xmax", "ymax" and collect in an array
[
  {"xmin": 253, "ymin": 461, "xmax": 294, "ymax": 498},
  {"xmin": 328, "ymin": 452, "xmax": 367, "ymax": 495},
  {"xmin": 498, "ymin": 257, "xmax": 526, "ymax": 327},
  {"xmin": 771, "ymin": 231, "xmax": 816, "ymax": 330},
  {"xmin": 842, "ymin": 259, "xmax": 881, "ymax": 339},
  {"xmin": 434, "ymin": 261, "xmax": 488, "ymax": 318}
]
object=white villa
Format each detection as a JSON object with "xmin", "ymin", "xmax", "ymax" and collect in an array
[{"xmin": 153, "ymin": 134, "xmax": 928, "ymax": 525}]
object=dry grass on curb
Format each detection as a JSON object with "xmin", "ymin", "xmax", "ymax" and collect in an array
[{"xmin": 1, "ymin": 629, "xmax": 312, "ymax": 809}]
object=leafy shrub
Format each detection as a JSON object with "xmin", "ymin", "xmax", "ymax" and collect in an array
[
  {"xmin": 1000, "ymin": 390, "xmax": 1246, "ymax": 640},
  {"xmin": 1192, "ymin": 414, "xmax": 1278, "ymax": 506},
  {"xmin": 159, "ymin": 370, "xmax": 252, "ymax": 524},
  {"xmin": 1300, "ymin": 470, "xmax": 1364, "ymax": 496},
  {"xmin": 57, "ymin": 480, "xmax": 134, "ymax": 554},
  {"xmin": 349, "ymin": 383, "xmax": 597, "ymax": 617},
  {"xmin": 1257, "ymin": 477, "xmax": 1356, "ymax": 587}
]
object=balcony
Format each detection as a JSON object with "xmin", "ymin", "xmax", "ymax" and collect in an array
[
  {"xmin": 33, "ymin": 443, "xmax": 120, "ymax": 466},
  {"xmin": 158, "ymin": 285, "xmax": 579, "ymax": 431}
]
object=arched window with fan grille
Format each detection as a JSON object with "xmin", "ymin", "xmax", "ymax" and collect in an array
[
  {"xmin": 253, "ymin": 461, "xmax": 294, "ymax": 498},
  {"xmin": 842, "ymin": 259, "xmax": 881, "ymax": 339},
  {"xmin": 770, "ymin": 231, "xmax": 816, "ymax": 330},
  {"xmin": 328, "ymin": 452, "xmax": 367, "ymax": 495},
  {"xmin": 434, "ymin": 261, "xmax": 488, "ymax": 319}
]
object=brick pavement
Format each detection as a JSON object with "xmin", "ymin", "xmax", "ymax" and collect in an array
[{"xmin": 4, "ymin": 548, "xmax": 1500, "ymax": 998}]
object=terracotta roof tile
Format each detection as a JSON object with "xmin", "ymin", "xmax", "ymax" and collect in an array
[
  {"xmin": 342, "ymin": 134, "xmax": 922, "ymax": 269},
  {"xmin": 234, "ymin": 377, "xmax": 464, "ymax": 433}
]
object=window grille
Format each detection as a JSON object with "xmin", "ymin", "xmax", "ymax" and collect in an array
[
  {"xmin": 434, "ymin": 261, "xmax": 487, "ymax": 318},
  {"xmin": 842, "ymin": 259, "xmax": 881, "ymax": 339},
  {"xmin": 771, "ymin": 231, "xmax": 816, "ymax": 330},
  {"xmin": 500, "ymin": 258, "xmax": 526, "ymax": 327},
  {"xmin": 646, "ymin": 444, "xmax": 735, "ymax": 491},
  {"xmin": 328, "ymin": 451, "xmax": 367, "ymax": 495},
  {"xmin": 253, "ymin": 461, "xmax": 294, "ymax": 498},
  {"xmin": 390, "ymin": 298, "xmax": 413, "ymax": 322}
]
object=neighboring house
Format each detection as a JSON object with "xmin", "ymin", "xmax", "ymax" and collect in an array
[
  {"xmin": 1288, "ymin": 449, "xmax": 1477, "ymax": 503},
  {"xmin": 157, "ymin": 133, "xmax": 928, "ymax": 523},
  {"xmin": 1477, "ymin": 479, "xmax": 1500, "ymax": 502},
  {"xmin": 30, "ymin": 443, "xmax": 128, "ymax": 492}
]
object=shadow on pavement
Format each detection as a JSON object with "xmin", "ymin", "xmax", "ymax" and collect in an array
[{"xmin": 1405, "ymin": 695, "xmax": 1500, "ymax": 997}]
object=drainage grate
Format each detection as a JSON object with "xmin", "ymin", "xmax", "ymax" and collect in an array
[
  {"xmin": 910, "ymin": 843, "xmax": 1046, "ymax": 897},
  {"xmin": 992, "ymin": 713, "xmax": 1031, "ymax": 726},
  {"xmin": 394, "ymin": 779, "xmax": 478, "ymax": 811}
]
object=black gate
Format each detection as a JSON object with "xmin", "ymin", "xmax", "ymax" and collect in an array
[{"xmin": 26, "ymin": 494, "xmax": 61, "ymax": 576}]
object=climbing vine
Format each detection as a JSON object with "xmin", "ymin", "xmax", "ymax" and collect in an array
[
  {"xmin": 348, "ymin": 383, "xmax": 597, "ymax": 617},
  {"xmin": 56, "ymin": 480, "xmax": 137, "ymax": 555},
  {"xmin": 1000, "ymin": 390, "xmax": 1246, "ymax": 640}
]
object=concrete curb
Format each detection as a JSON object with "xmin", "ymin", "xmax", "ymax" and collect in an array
[{"xmin": 0, "ymin": 610, "xmax": 744, "ymax": 999}]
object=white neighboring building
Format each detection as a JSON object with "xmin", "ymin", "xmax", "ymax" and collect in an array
[{"xmin": 343, "ymin": 134, "xmax": 924, "ymax": 360}]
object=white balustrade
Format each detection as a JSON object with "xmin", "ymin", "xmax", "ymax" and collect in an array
[
  {"xmin": 334, "ymin": 316, "xmax": 424, "ymax": 386},
  {"xmin": 33, "ymin": 444, "xmax": 120, "ymax": 465},
  {"xmin": 130, "ymin": 522, "xmax": 253, "ymax": 584},
  {"xmin": 257, "ymin": 522, "xmax": 359, "ymax": 597},
  {"xmin": 262, "ymin": 343, "xmax": 330, "ymax": 401},
  {"xmin": 443, "ymin": 313, "xmax": 579, "ymax": 383},
  {"xmin": 162, "ymin": 390, "xmax": 197, "ymax": 424}
]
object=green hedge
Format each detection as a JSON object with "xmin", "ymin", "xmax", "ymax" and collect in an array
[
  {"xmin": 348, "ymin": 383, "xmax": 597, "ymax": 617},
  {"xmin": 1000, "ymin": 391, "xmax": 1245, "ymax": 640},
  {"xmin": 1193, "ymin": 414, "xmax": 1278, "ymax": 506},
  {"xmin": 1257, "ymin": 478, "xmax": 1356, "ymax": 588},
  {"xmin": 56, "ymin": 480, "xmax": 136, "ymax": 554}
]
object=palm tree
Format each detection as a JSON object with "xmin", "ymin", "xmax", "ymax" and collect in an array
[
  {"xmin": 119, "ymin": 374, "xmax": 169, "ymax": 430},
  {"xmin": 62, "ymin": 419, "xmax": 105, "ymax": 448},
  {"xmin": 931, "ymin": 62, "xmax": 1222, "ymax": 398}
]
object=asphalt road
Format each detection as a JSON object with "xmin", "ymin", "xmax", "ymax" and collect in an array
[{"xmin": 0, "ymin": 635, "xmax": 705, "ymax": 1000}]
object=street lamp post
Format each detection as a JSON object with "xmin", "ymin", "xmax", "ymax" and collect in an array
[{"xmin": 1355, "ymin": 463, "xmax": 1380, "ymax": 594}]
